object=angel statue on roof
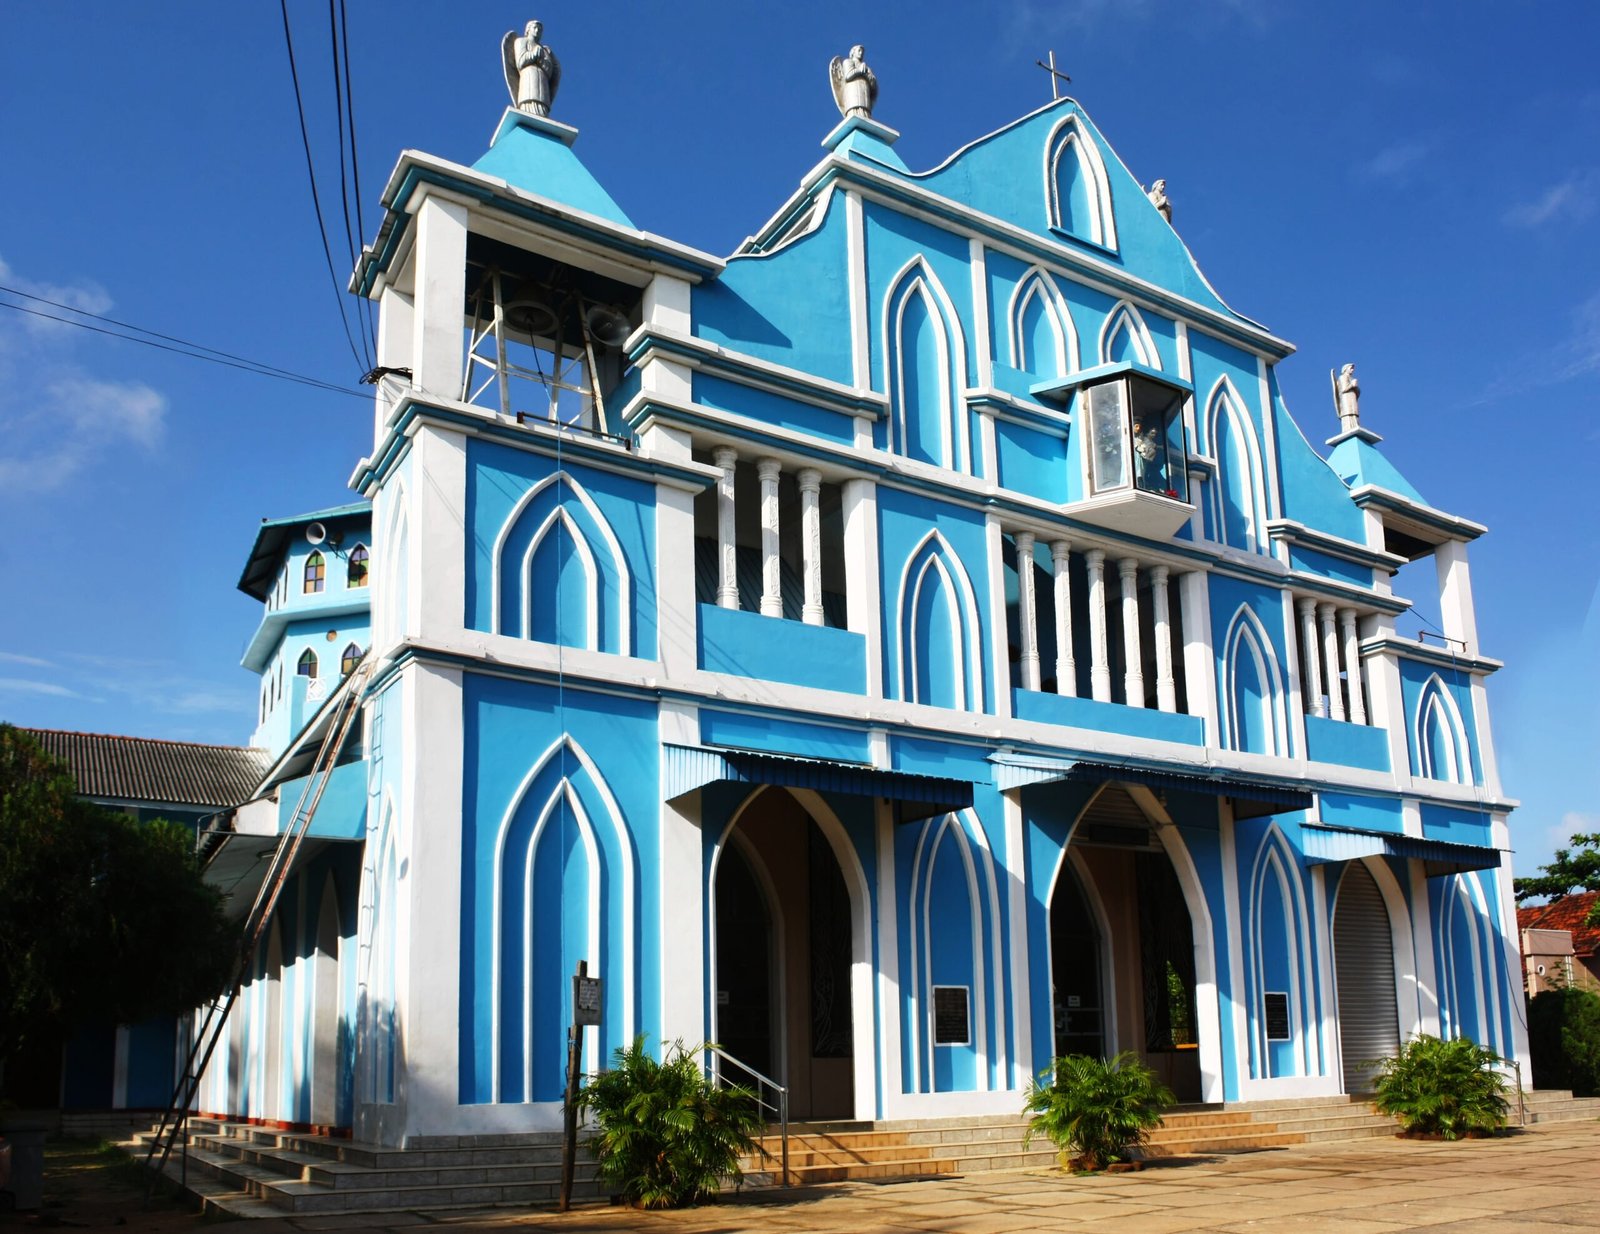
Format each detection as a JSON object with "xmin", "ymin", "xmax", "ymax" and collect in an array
[
  {"xmin": 829, "ymin": 45, "xmax": 878, "ymax": 120},
  {"xmin": 503, "ymin": 20, "xmax": 561, "ymax": 118}
]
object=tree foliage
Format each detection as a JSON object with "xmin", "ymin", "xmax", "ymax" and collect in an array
[
  {"xmin": 1369, "ymin": 1034, "xmax": 1508, "ymax": 1139},
  {"xmin": 1528, "ymin": 987, "xmax": 1600, "ymax": 1098},
  {"xmin": 0, "ymin": 724, "xmax": 237, "ymax": 1064},
  {"xmin": 1022, "ymin": 1052, "xmax": 1175, "ymax": 1171},
  {"xmin": 576, "ymin": 1036, "xmax": 764, "ymax": 1209},
  {"xmin": 1514, "ymin": 832, "xmax": 1600, "ymax": 925}
]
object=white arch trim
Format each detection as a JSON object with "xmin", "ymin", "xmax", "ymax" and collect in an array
[
  {"xmin": 489, "ymin": 734, "xmax": 637, "ymax": 1101},
  {"xmin": 1098, "ymin": 300, "xmax": 1160, "ymax": 370},
  {"xmin": 1043, "ymin": 115, "xmax": 1118, "ymax": 250},
  {"xmin": 1221, "ymin": 605, "xmax": 1290, "ymax": 758},
  {"xmin": 1414, "ymin": 674, "xmax": 1474, "ymax": 786},
  {"xmin": 894, "ymin": 528, "xmax": 985, "ymax": 711},
  {"xmin": 1247, "ymin": 829, "xmax": 1318, "ymax": 1078},
  {"xmin": 1204, "ymin": 375, "xmax": 1269, "ymax": 554},
  {"xmin": 1042, "ymin": 841, "xmax": 1123, "ymax": 1065},
  {"xmin": 881, "ymin": 255, "xmax": 972, "ymax": 474},
  {"xmin": 1006, "ymin": 266, "xmax": 1078, "ymax": 377},
  {"xmin": 489, "ymin": 469, "xmax": 632, "ymax": 652},
  {"xmin": 518, "ymin": 505, "xmax": 600, "ymax": 649}
]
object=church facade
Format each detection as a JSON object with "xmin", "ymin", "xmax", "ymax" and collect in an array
[{"xmin": 195, "ymin": 55, "xmax": 1527, "ymax": 1147}]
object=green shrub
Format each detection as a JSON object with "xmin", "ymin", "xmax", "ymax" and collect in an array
[
  {"xmin": 1528, "ymin": 987, "xmax": 1600, "ymax": 1098},
  {"xmin": 1369, "ymin": 1034, "xmax": 1508, "ymax": 1139},
  {"xmin": 576, "ymin": 1036, "xmax": 763, "ymax": 1209},
  {"xmin": 1022, "ymin": 1052, "xmax": 1175, "ymax": 1171}
]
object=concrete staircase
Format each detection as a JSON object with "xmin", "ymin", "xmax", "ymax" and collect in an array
[{"xmin": 125, "ymin": 1089, "xmax": 1600, "ymax": 1215}]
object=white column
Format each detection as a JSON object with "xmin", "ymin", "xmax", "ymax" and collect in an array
[
  {"xmin": 1434, "ymin": 539, "xmax": 1480, "ymax": 658},
  {"xmin": 842, "ymin": 479, "xmax": 883, "ymax": 698},
  {"xmin": 1085, "ymin": 549, "xmax": 1112, "ymax": 703},
  {"xmin": 757, "ymin": 458, "xmax": 782, "ymax": 617},
  {"xmin": 1051, "ymin": 540, "xmax": 1076, "ymax": 697},
  {"xmin": 1338, "ymin": 607, "xmax": 1366, "ymax": 725},
  {"xmin": 1318, "ymin": 602, "xmax": 1345, "ymax": 722},
  {"xmin": 408, "ymin": 193, "xmax": 469, "ymax": 401},
  {"xmin": 1297, "ymin": 597, "xmax": 1324, "ymax": 718},
  {"xmin": 1015, "ymin": 532, "xmax": 1040, "ymax": 692},
  {"xmin": 714, "ymin": 447, "xmax": 739, "ymax": 609},
  {"xmin": 798, "ymin": 468, "xmax": 824, "ymax": 626},
  {"xmin": 1179, "ymin": 570, "xmax": 1218, "ymax": 734},
  {"xmin": 1119, "ymin": 558, "xmax": 1145, "ymax": 707},
  {"xmin": 1151, "ymin": 565, "xmax": 1177, "ymax": 714}
]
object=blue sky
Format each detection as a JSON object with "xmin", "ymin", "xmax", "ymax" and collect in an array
[{"xmin": 0, "ymin": 2, "xmax": 1594, "ymax": 876}]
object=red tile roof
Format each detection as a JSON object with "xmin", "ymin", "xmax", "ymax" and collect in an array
[
  {"xmin": 19, "ymin": 727, "xmax": 267, "ymax": 810},
  {"xmin": 1519, "ymin": 890, "xmax": 1600, "ymax": 958}
]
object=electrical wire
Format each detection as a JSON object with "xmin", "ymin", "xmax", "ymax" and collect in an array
[
  {"xmin": 0, "ymin": 297, "xmax": 365, "ymax": 401},
  {"xmin": 279, "ymin": 0, "xmax": 368, "ymax": 377},
  {"xmin": 326, "ymin": 0, "xmax": 370, "ymax": 371},
  {"xmin": 337, "ymin": 0, "xmax": 377, "ymax": 354}
]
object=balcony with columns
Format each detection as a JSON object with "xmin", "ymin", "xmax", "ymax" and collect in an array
[
  {"xmin": 690, "ymin": 445, "xmax": 866, "ymax": 694},
  {"xmin": 1293, "ymin": 595, "xmax": 1390, "ymax": 772},
  {"xmin": 1004, "ymin": 531, "xmax": 1204, "ymax": 745}
]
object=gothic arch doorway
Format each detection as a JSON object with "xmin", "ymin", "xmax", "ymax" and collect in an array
[
  {"xmin": 1332, "ymin": 861, "xmax": 1400, "ymax": 1092},
  {"xmin": 1049, "ymin": 784, "xmax": 1203, "ymax": 1101},
  {"xmin": 711, "ymin": 788, "xmax": 861, "ymax": 1121}
]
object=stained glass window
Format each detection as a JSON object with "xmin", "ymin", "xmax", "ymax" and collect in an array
[
  {"xmin": 341, "ymin": 643, "xmax": 361, "ymax": 675},
  {"xmin": 297, "ymin": 648, "xmax": 318, "ymax": 679},
  {"xmin": 304, "ymin": 551, "xmax": 326, "ymax": 594},
  {"xmin": 348, "ymin": 544, "xmax": 369, "ymax": 588}
]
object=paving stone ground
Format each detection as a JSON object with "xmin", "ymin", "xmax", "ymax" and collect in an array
[{"xmin": 10, "ymin": 1121, "xmax": 1600, "ymax": 1234}]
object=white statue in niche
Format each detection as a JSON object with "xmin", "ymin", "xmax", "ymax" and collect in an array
[
  {"xmin": 830, "ymin": 45, "xmax": 878, "ymax": 120},
  {"xmin": 1146, "ymin": 178, "xmax": 1172, "ymax": 223},
  {"xmin": 1336, "ymin": 363, "xmax": 1362, "ymax": 432},
  {"xmin": 502, "ymin": 20, "xmax": 561, "ymax": 118}
]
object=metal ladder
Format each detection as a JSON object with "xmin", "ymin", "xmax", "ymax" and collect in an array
[{"xmin": 142, "ymin": 658, "xmax": 371, "ymax": 1194}]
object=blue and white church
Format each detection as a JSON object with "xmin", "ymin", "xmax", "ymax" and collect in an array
[{"xmin": 197, "ymin": 38, "xmax": 1527, "ymax": 1147}]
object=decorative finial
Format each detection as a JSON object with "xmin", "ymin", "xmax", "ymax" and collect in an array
[
  {"xmin": 502, "ymin": 20, "xmax": 561, "ymax": 118},
  {"xmin": 1335, "ymin": 363, "xmax": 1361, "ymax": 433},
  {"xmin": 829, "ymin": 45, "xmax": 878, "ymax": 120},
  {"xmin": 1035, "ymin": 51, "xmax": 1071, "ymax": 100},
  {"xmin": 1146, "ymin": 179, "xmax": 1172, "ymax": 223}
]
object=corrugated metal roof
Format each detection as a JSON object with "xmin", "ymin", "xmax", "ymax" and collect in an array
[
  {"xmin": 1300, "ymin": 822, "xmax": 1503, "ymax": 877},
  {"xmin": 987, "ymin": 752, "xmax": 1313, "ymax": 819},
  {"xmin": 20, "ymin": 727, "xmax": 268, "ymax": 809}
]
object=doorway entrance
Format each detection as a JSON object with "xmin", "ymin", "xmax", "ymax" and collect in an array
[
  {"xmin": 1332, "ymin": 861, "xmax": 1400, "ymax": 1093},
  {"xmin": 712, "ymin": 788, "xmax": 856, "ymax": 1121}
]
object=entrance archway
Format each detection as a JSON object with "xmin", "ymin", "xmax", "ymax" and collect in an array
[
  {"xmin": 1333, "ymin": 861, "xmax": 1400, "ymax": 1092},
  {"xmin": 1048, "ymin": 784, "xmax": 1203, "ymax": 1101},
  {"xmin": 711, "ymin": 788, "xmax": 862, "ymax": 1121}
]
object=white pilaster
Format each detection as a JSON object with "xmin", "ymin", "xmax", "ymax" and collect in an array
[
  {"xmin": 846, "ymin": 190, "xmax": 870, "ymax": 392},
  {"xmin": 1179, "ymin": 570, "xmax": 1218, "ymax": 736},
  {"xmin": 1318, "ymin": 602, "xmax": 1345, "ymax": 722},
  {"xmin": 374, "ymin": 286, "xmax": 414, "ymax": 446},
  {"xmin": 798, "ymin": 468, "xmax": 824, "ymax": 626},
  {"xmin": 985, "ymin": 515, "xmax": 1012, "ymax": 718},
  {"xmin": 655, "ymin": 473, "xmax": 699, "ymax": 679},
  {"xmin": 1118, "ymin": 558, "xmax": 1144, "ymax": 707},
  {"xmin": 641, "ymin": 275, "xmax": 694, "ymax": 404},
  {"xmin": 409, "ymin": 193, "xmax": 469, "ymax": 401},
  {"xmin": 1297, "ymin": 597, "xmax": 1324, "ymax": 718},
  {"xmin": 1338, "ymin": 608, "xmax": 1366, "ymax": 725},
  {"xmin": 757, "ymin": 458, "xmax": 782, "ymax": 617},
  {"xmin": 1085, "ymin": 549, "xmax": 1112, "ymax": 703},
  {"xmin": 413, "ymin": 427, "xmax": 467, "ymax": 645},
  {"xmin": 1015, "ymin": 532, "xmax": 1040, "ymax": 692},
  {"xmin": 1151, "ymin": 565, "xmax": 1176, "ymax": 713},
  {"xmin": 714, "ymin": 447, "xmax": 739, "ymax": 609},
  {"xmin": 659, "ymin": 789, "xmax": 705, "ymax": 1048},
  {"xmin": 1050, "ymin": 540, "xmax": 1076, "ymax": 697},
  {"xmin": 842, "ymin": 479, "xmax": 883, "ymax": 697}
]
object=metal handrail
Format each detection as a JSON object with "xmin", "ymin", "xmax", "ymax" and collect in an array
[{"xmin": 706, "ymin": 1045, "xmax": 788, "ymax": 1187}]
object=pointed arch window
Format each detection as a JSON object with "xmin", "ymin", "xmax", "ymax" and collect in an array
[
  {"xmin": 304, "ymin": 551, "xmax": 326, "ymax": 594},
  {"xmin": 347, "ymin": 544, "xmax": 370, "ymax": 588},
  {"xmin": 341, "ymin": 642, "xmax": 362, "ymax": 676},
  {"xmin": 1045, "ymin": 115, "xmax": 1117, "ymax": 250},
  {"xmin": 297, "ymin": 648, "xmax": 318, "ymax": 679}
]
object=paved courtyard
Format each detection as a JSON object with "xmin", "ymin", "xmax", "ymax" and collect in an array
[{"xmin": 249, "ymin": 1120, "xmax": 1600, "ymax": 1234}]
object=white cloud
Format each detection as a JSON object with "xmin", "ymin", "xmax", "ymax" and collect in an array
[
  {"xmin": 1357, "ymin": 140, "xmax": 1432, "ymax": 184},
  {"xmin": 0, "ymin": 651, "xmax": 54, "ymax": 668},
  {"xmin": 0, "ymin": 254, "xmax": 113, "ymax": 340},
  {"xmin": 1472, "ymin": 287, "xmax": 1600, "ymax": 405},
  {"xmin": 0, "ymin": 676, "xmax": 94, "ymax": 699},
  {"xmin": 1550, "ymin": 812, "xmax": 1600, "ymax": 851},
  {"xmin": 1504, "ymin": 172, "xmax": 1600, "ymax": 229}
]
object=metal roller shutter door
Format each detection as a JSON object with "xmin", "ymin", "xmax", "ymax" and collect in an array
[{"xmin": 1333, "ymin": 863, "xmax": 1401, "ymax": 1092}]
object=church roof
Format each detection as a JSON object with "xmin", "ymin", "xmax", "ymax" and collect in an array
[
  {"xmin": 21, "ymin": 727, "xmax": 267, "ymax": 810},
  {"xmin": 237, "ymin": 502, "xmax": 371, "ymax": 601},
  {"xmin": 1519, "ymin": 891, "xmax": 1600, "ymax": 959},
  {"xmin": 1326, "ymin": 432, "xmax": 1428, "ymax": 505},
  {"xmin": 471, "ymin": 110, "xmax": 634, "ymax": 228}
]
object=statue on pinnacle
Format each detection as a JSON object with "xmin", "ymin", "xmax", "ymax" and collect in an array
[
  {"xmin": 503, "ymin": 20, "xmax": 561, "ymax": 118},
  {"xmin": 830, "ymin": 45, "xmax": 878, "ymax": 120}
]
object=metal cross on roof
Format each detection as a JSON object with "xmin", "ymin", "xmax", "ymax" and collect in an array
[{"xmin": 1035, "ymin": 50, "xmax": 1071, "ymax": 100}]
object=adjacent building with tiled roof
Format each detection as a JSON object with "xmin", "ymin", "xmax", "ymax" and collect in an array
[
  {"xmin": 1519, "ymin": 891, "xmax": 1600, "ymax": 993},
  {"xmin": 20, "ymin": 727, "xmax": 266, "ymax": 813}
]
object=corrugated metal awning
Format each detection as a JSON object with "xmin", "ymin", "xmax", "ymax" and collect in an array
[
  {"xmin": 988, "ymin": 753, "xmax": 1313, "ymax": 819},
  {"xmin": 1301, "ymin": 823, "xmax": 1503, "ymax": 877},
  {"xmin": 663, "ymin": 744, "xmax": 972, "ymax": 823}
]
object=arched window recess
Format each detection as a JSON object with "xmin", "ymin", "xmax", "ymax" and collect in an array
[
  {"xmin": 304, "ymin": 551, "xmax": 326, "ymax": 594},
  {"xmin": 347, "ymin": 544, "xmax": 370, "ymax": 588},
  {"xmin": 297, "ymin": 648, "xmax": 318, "ymax": 679}
]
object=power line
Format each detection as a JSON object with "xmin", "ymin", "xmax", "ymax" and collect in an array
[
  {"xmin": 327, "ymin": 0, "xmax": 368, "ymax": 370},
  {"xmin": 0, "ymin": 297, "xmax": 366, "ymax": 401},
  {"xmin": 338, "ymin": 0, "xmax": 376, "ymax": 353},
  {"xmin": 279, "ymin": 0, "xmax": 368, "ymax": 377}
]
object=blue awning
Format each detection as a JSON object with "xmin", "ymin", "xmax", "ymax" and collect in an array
[
  {"xmin": 988, "ymin": 753, "xmax": 1313, "ymax": 819},
  {"xmin": 663, "ymin": 744, "xmax": 972, "ymax": 823},
  {"xmin": 1301, "ymin": 823, "xmax": 1503, "ymax": 877}
]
